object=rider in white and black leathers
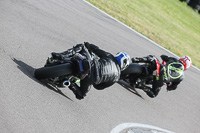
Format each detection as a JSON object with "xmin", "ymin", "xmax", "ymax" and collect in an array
[
  {"xmin": 132, "ymin": 55, "xmax": 192, "ymax": 98},
  {"xmin": 67, "ymin": 42, "xmax": 131, "ymax": 99}
]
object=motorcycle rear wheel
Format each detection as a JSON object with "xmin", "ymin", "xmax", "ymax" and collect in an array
[{"xmin": 34, "ymin": 63, "xmax": 73, "ymax": 80}]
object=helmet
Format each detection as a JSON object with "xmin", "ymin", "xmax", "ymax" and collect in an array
[
  {"xmin": 115, "ymin": 52, "xmax": 131, "ymax": 70},
  {"xmin": 179, "ymin": 56, "xmax": 192, "ymax": 71}
]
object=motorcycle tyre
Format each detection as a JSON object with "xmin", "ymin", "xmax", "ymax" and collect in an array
[{"xmin": 34, "ymin": 63, "xmax": 73, "ymax": 80}]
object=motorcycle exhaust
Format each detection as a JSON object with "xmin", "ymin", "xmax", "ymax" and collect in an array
[{"xmin": 63, "ymin": 80, "xmax": 71, "ymax": 87}]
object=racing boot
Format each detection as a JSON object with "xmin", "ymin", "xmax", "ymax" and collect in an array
[
  {"xmin": 69, "ymin": 83, "xmax": 84, "ymax": 100},
  {"xmin": 143, "ymin": 87, "xmax": 155, "ymax": 98}
]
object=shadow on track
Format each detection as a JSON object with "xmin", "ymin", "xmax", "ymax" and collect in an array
[
  {"xmin": 11, "ymin": 57, "xmax": 73, "ymax": 101},
  {"xmin": 118, "ymin": 80, "xmax": 144, "ymax": 99}
]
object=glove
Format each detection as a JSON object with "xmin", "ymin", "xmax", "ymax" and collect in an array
[
  {"xmin": 146, "ymin": 55, "xmax": 155, "ymax": 63},
  {"xmin": 142, "ymin": 86, "xmax": 155, "ymax": 98},
  {"xmin": 167, "ymin": 85, "xmax": 176, "ymax": 91},
  {"xmin": 131, "ymin": 57, "xmax": 140, "ymax": 62}
]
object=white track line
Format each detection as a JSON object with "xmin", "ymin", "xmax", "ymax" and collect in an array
[
  {"xmin": 83, "ymin": 0, "xmax": 200, "ymax": 71},
  {"xmin": 110, "ymin": 123, "xmax": 174, "ymax": 133}
]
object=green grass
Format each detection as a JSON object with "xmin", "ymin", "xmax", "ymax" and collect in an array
[{"xmin": 87, "ymin": 0, "xmax": 200, "ymax": 69}]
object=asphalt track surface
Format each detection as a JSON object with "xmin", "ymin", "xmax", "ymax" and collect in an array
[{"xmin": 1, "ymin": 0, "xmax": 200, "ymax": 133}]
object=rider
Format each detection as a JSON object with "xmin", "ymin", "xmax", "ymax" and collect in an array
[
  {"xmin": 58, "ymin": 42, "xmax": 131, "ymax": 100},
  {"xmin": 132, "ymin": 55, "xmax": 192, "ymax": 98}
]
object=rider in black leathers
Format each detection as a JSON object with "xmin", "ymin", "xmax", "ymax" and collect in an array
[
  {"xmin": 132, "ymin": 55, "xmax": 191, "ymax": 98},
  {"xmin": 61, "ymin": 42, "xmax": 130, "ymax": 100}
]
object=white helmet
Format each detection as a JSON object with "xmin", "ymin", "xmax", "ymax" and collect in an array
[
  {"xmin": 179, "ymin": 56, "xmax": 192, "ymax": 71},
  {"xmin": 115, "ymin": 52, "xmax": 131, "ymax": 70}
]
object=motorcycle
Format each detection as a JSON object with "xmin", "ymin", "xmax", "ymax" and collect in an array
[
  {"xmin": 118, "ymin": 56, "xmax": 161, "ymax": 94},
  {"xmin": 34, "ymin": 45, "xmax": 94, "ymax": 93},
  {"xmin": 34, "ymin": 45, "xmax": 161, "ymax": 97}
]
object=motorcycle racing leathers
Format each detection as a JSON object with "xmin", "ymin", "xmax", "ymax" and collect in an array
[
  {"xmin": 132, "ymin": 55, "xmax": 184, "ymax": 98},
  {"xmin": 71, "ymin": 42, "xmax": 121, "ymax": 99}
]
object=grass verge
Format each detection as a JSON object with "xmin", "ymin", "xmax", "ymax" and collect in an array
[{"xmin": 87, "ymin": 0, "xmax": 200, "ymax": 69}]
